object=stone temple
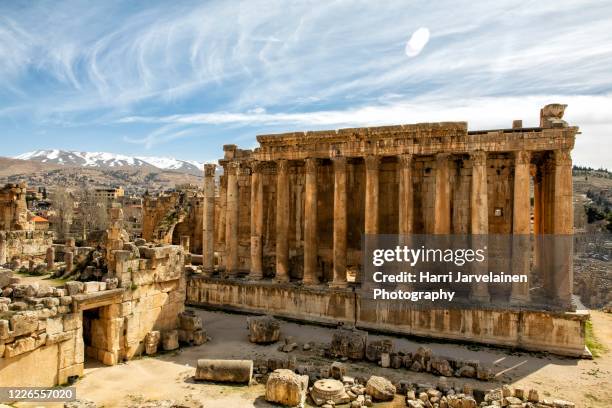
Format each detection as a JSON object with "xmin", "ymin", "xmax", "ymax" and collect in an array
[{"xmin": 187, "ymin": 104, "xmax": 588, "ymax": 357}]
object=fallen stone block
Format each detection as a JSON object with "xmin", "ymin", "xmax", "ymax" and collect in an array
[
  {"xmin": 365, "ymin": 376, "xmax": 396, "ymax": 401},
  {"xmin": 365, "ymin": 339, "xmax": 393, "ymax": 362},
  {"xmin": 179, "ymin": 310, "xmax": 202, "ymax": 331},
  {"xmin": 196, "ymin": 359, "xmax": 253, "ymax": 384},
  {"xmin": 247, "ymin": 315, "xmax": 280, "ymax": 344},
  {"xmin": 145, "ymin": 331, "xmax": 161, "ymax": 355},
  {"xmin": 161, "ymin": 330, "xmax": 179, "ymax": 351},
  {"xmin": 330, "ymin": 361, "xmax": 346, "ymax": 380},
  {"xmin": 265, "ymin": 369, "xmax": 308, "ymax": 407},
  {"xmin": 330, "ymin": 328, "xmax": 367, "ymax": 360},
  {"xmin": 311, "ymin": 378, "xmax": 351, "ymax": 406}
]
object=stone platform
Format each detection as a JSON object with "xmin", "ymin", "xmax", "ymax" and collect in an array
[{"xmin": 187, "ymin": 276, "xmax": 589, "ymax": 357}]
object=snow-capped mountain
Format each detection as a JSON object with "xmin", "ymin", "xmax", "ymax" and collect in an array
[{"xmin": 14, "ymin": 150, "xmax": 203, "ymax": 176}]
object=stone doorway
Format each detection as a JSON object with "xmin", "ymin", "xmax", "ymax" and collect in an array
[{"xmin": 82, "ymin": 304, "xmax": 121, "ymax": 366}]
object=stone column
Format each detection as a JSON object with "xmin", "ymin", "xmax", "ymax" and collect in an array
[
  {"xmin": 398, "ymin": 154, "xmax": 414, "ymax": 235},
  {"xmin": 470, "ymin": 150, "xmax": 490, "ymax": 302},
  {"xmin": 225, "ymin": 162, "xmax": 240, "ymax": 276},
  {"xmin": 46, "ymin": 246, "xmax": 55, "ymax": 270},
  {"xmin": 0, "ymin": 232, "xmax": 6, "ymax": 265},
  {"xmin": 364, "ymin": 155, "xmax": 380, "ymax": 235},
  {"xmin": 180, "ymin": 236, "xmax": 191, "ymax": 252},
  {"xmin": 434, "ymin": 153, "xmax": 451, "ymax": 234},
  {"xmin": 331, "ymin": 156, "xmax": 348, "ymax": 287},
  {"xmin": 202, "ymin": 163, "xmax": 216, "ymax": 275},
  {"xmin": 250, "ymin": 161, "xmax": 264, "ymax": 280},
  {"xmin": 303, "ymin": 158, "xmax": 319, "ymax": 285},
  {"xmin": 65, "ymin": 251, "xmax": 74, "ymax": 274},
  {"xmin": 511, "ymin": 151, "xmax": 531, "ymax": 304},
  {"xmin": 275, "ymin": 159, "xmax": 290, "ymax": 282},
  {"xmin": 552, "ymin": 149, "xmax": 574, "ymax": 307}
]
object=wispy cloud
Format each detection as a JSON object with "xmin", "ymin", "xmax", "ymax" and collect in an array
[{"xmin": 0, "ymin": 1, "xmax": 611, "ymax": 167}]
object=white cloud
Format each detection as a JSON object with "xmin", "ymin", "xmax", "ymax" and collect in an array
[{"xmin": 405, "ymin": 27, "xmax": 430, "ymax": 57}]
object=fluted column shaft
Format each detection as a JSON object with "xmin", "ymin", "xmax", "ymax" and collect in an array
[
  {"xmin": 250, "ymin": 161, "xmax": 264, "ymax": 279},
  {"xmin": 364, "ymin": 155, "xmax": 380, "ymax": 235},
  {"xmin": 275, "ymin": 159, "xmax": 290, "ymax": 282},
  {"xmin": 224, "ymin": 162, "xmax": 240, "ymax": 276},
  {"xmin": 398, "ymin": 154, "xmax": 414, "ymax": 235},
  {"xmin": 202, "ymin": 164, "xmax": 216, "ymax": 275},
  {"xmin": 552, "ymin": 149, "xmax": 573, "ymax": 307},
  {"xmin": 470, "ymin": 151, "xmax": 490, "ymax": 302},
  {"xmin": 303, "ymin": 158, "xmax": 319, "ymax": 284},
  {"xmin": 332, "ymin": 157, "xmax": 348, "ymax": 287},
  {"xmin": 434, "ymin": 153, "xmax": 451, "ymax": 234},
  {"xmin": 511, "ymin": 151, "xmax": 531, "ymax": 304}
]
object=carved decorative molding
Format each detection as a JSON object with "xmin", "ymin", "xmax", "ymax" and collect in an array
[
  {"xmin": 470, "ymin": 151, "xmax": 487, "ymax": 166},
  {"xmin": 305, "ymin": 158, "xmax": 318, "ymax": 174},
  {"xmin": 364, "ymin": 155, "xmax": 380, "ymax": 171},
  {"xmin": 514, "ymin": 150, "xmax": 531, "ymax": 165},
  {"xmin": 204, "ymin": 163, "xmax": 216, "ymax": 177}
]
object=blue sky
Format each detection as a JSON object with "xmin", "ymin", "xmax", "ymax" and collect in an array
[{"xmin": 1, "ymin": 0, "xmax": 611, "ymax": 168}]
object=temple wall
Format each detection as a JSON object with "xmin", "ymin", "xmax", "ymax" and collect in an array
[{"xmin": 186, "ymin": 277, "xmax": 588, "ymax": 357}]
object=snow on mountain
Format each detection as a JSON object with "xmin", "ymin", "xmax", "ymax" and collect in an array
[{"xmin": 14, "ymin": 150, "xmax": 203, "ymax": 176}]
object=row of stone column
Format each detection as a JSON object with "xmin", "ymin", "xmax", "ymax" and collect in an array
[{"xmin": 201, "ymin": 150, "xmax": 573, "ymax": 303}]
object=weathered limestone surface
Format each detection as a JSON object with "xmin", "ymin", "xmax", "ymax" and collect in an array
[
  {"xmin": 187, "ymin": 277, "xmax": 588, "ymax": 357},
  {"xmin": 247, "ymin": 315, "xmax": 280, "ymax": 344},
  {"xmin": 196, "ymin": 359, "xmax": 253, "ymax": 384},
  {"xmin": 265, "ymin": 368, "xmax": 308, "ymax": 407}
]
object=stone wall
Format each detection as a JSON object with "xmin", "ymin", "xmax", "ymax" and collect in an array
[
  {"xmin": 0, "ymin": 244, "xmax": 186, "ymax": 387},
  {"xmin": 0, "ymin": 230, "xmax": 54, "ymax": 265},
  {"xmin": 186, "ymin": 277, "xmax": 589, "ymax": 357},
  {"xmin": 142, "ymin": 192, "xmax": 203, "ymax": 254}
]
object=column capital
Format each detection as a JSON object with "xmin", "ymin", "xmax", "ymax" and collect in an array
[
  {"xmin": 436, "ymin": 152, "xmax": 450, "ymax": 163},
  {"xmin": 332, "ymin": 156, "xmax": 347, "ymax": 172},
  {"xmin": 204, "ymin": 163, "xmax": 216, "ymax": 177},
  {"xmin": 305, "ymin": 158, "xmax": 318, "ymax": 174},
  {"xmin": 514, "ymin": 150, "xmax": 531, "ymax": 165},
  {"xmin": 553, "ymin": 149, "xmax": 572, "ymax": 166},
  {"xmin": 249, "ymin": 160, "xmax": 266, "ymax": 174},
  {"xmin": 364, "ymin": 155, "xmax": 380, "ymax": 171},
  {"xmin": 226, "ymin": 161, "xmax": 240, "ymax": 175},
  {"xmin": 277, "ymin": 159, "xmax": 289, "ymax": 173},
  {"xmin": 470, "ymin": 150, "xmax": 487, "ymax": 166},
  {"xmin": 398, "ymin": 153, "xmax": 414, "ymax": 167}
]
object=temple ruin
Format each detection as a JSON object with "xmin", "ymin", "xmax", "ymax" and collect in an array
[{"xmin": 187, "ymin": 104, "xmax": 588, "ymax": 357}]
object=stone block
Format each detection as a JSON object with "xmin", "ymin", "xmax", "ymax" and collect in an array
[
  {"xmin": 161, "ymin": 329, "xmax": 179, "ymax": 351},
  {"xmin": 0, "ymin": 270, "xmax": 13, "ymax": 288},
  {"xmin": 46, "ymin": 317, "xmax": 64, "ymax": 335},
  {"xmin": 0, "ymin": 319, "xmax": 9, "ymax": 340},
  {"xmin": 365, "ymin": 376, "xmax": 396, "ymax": 401},
  {"xmin": 247, "ymin": 315, "xmax": 280, "ymax": 344},
  {"xmin": 366, "ymin": 339, "xmax": 393, "ymax": 362},
  {"xmin": 145, "ymin": 331, "xmax": 160, "ymax": 355},
  {"xmin": 63, "ymin": 313, "xmax": 82, "ymax": 331},
  {"xmin": 10, "ymin": 311, "xmax": 38, "ymax": 337},
  {"xmin": 265, "ymin": 369, "xmax": 308, "ymax": 407},
  {"xmin": 4, "ymin": 336, "xmax": 36, "ymax": 357},
  {"xmin": 58, "ymin": 363, "xmax": 83, "ymax": 385},
  {"xmin": 65, "ymin": 281, "xmax": 83, "ymax": 296},
  {"xmin": 330, "ymin": 328, "xmax": 367, "ymax": 360},
  {"xmin": 83, "ymin": 281, "xmax": 100, "ymax": 294}
]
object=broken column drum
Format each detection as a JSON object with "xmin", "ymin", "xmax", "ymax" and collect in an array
[{"xmin": 195, "ymin": 359, "xmax": 253, "ymax": 384}]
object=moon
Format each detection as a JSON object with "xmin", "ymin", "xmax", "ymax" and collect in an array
[{"xmin": 405, "ymin": 27, "xmax": 430, "ymax": 57}]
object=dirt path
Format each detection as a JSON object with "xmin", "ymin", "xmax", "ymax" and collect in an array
[{"xmin": 18, "ymin": 308, "xmax": 610, "ymax": 408}]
